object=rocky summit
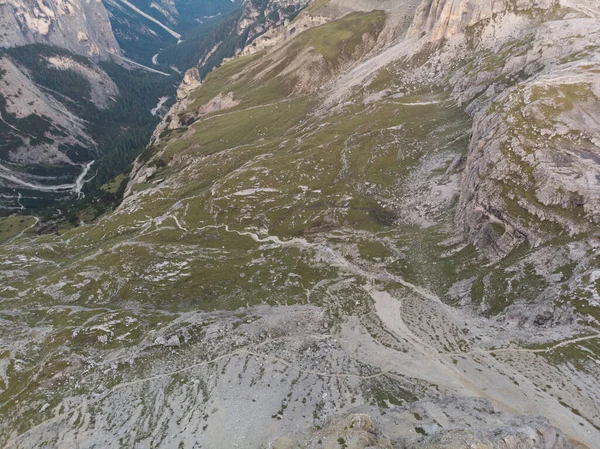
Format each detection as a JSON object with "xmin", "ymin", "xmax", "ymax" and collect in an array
[{"xmin": 1, "ymin": 0, "xmax": 600, "ymax": 448}]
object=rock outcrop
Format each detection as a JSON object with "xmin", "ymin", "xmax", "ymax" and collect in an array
[
  {"xmin": 271, "ymin": 397, "xmax": 573, "ymax": 449},
  {"xmin": 176, "ymin": 67, "xmax": 202, "ymax": 101},
  {"xmin": 444, "ymin": 2, "xmax": 600, "ymax": 258},
  {"xmin": 407, "ymin": 0, "xmax": 554, "ymax": 41}
]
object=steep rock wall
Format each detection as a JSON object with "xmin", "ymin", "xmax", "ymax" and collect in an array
[{"xmin": 0, "ymin": 0, "xmax": 120, "ymax": 60}]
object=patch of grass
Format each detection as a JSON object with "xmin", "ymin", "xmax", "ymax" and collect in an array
[
  {"xmin": 286, "ymin": 11, "xmax": 385, "ymax": 64},
  {"xmin": 368, "ymin": 67, "xmax": 395, "ymax": 91},
  {"xmin": 100, "ymin": 174, "xmax": 128, "ymax": 195},
  {"xmin": 185, "ymin": 11, "xmax": 385, "ymax": 115},
  {"xmin": 358, "ymin": 240, "xmax": 392, "ymax": 260},
  {"xmin": 0, "ymin": 215, "xmax": 37, "ymax": 243},
  {"xmin": 530, "ymin": 83, "xmax": 596, "ymax": 117}
]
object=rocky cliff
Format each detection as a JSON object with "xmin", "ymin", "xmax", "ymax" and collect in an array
[
  {"xmin": 407, "ymin": 0, "xmax": 555, "ymax": 40},
  {"xmin": 401, "ymin": 0, "xmax": 600, "ymax": 259},
  {"xmin": 0, "ymin": 0, "xmax": 120, "ymax": 60},
  {"xmin": 457, "ymin": 18, "xmax": 600, "ymax": 260}
]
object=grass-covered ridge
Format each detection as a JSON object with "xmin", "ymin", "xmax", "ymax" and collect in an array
[{"xmin": 183, "ymin": 10, "xmax": 385, "ymax": 115}]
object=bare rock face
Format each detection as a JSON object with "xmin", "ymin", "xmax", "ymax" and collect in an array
[
  {"xmin": 398, "ymin": 0, "xmax": 600, "ymax": 259},
  {"xmin": 148, "ymin": 67, "xmax": 206, "ymax": 144},
  {"xmin": 233, "ymin": 0, "xmax": 311, "ymax": 58},
  {"xmin": 451, "ymin": 10, "xmax": 600, "ymax": 259},
  {"xmin": 0, "ymin": 0, "xmax": 120, "ymax": 60},
  {"xmin": 0, "ymin": 55, "xmax": 94, "ymax": 166},
  {"xmin": 407, "ymin": 0, "xmax": 554, "ymax": 41},
  {"xmin": 457, "ymin": 70, "xmax": 600, "ymax": 259},
  {"xmin": 176, "ymin": 67, "xmax": 202, "ymax": 101}
]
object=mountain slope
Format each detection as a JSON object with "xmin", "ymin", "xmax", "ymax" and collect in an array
[
  {"xmin": 1, "ymin": 1, "xmax": 599, "ymax": 448},
  {"xmin": 0, "ymin": 0, "xmax": 177, "ymax": 211},
  {"xmin": 0, "ymin": 0, "xmax": 121, "ymax": 59},
  {"xmin": 0, "ymin": 43, "xmax": 174, "ymax": 211},
  {"xmin": 0, "ymin": 0, "xmax": 316, "ymax": 211}
]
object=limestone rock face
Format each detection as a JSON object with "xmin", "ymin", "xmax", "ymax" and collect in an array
[
  {"xmin": 0, "ymin": 0, "xmax": 120, "ymax": 60},
  {"xmin": 407, "ymin": 0, "xmax": 554, "ymax": 41},
  {"xmin": 457, "ymin": 69, "xmax": 600, "ymax": 259},
  {"xmin": 393, "ymin": 0, "xmax": 600, "ymax": 259},
  {"xmin": 448, "ymin": 11, "xmax": 600, "ymax": 258},
  {"xmin": 176, "ymin": 67, "xmax": 202, "ymax": 101}
]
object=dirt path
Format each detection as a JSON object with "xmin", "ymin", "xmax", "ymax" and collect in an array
[
  {"xmin": 5, "ymin": 217, "xmax": 39, "ymax": 244},
  {"xmin": 444, "ymin": 333, "xmax": 600, "ymax": 357}
]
